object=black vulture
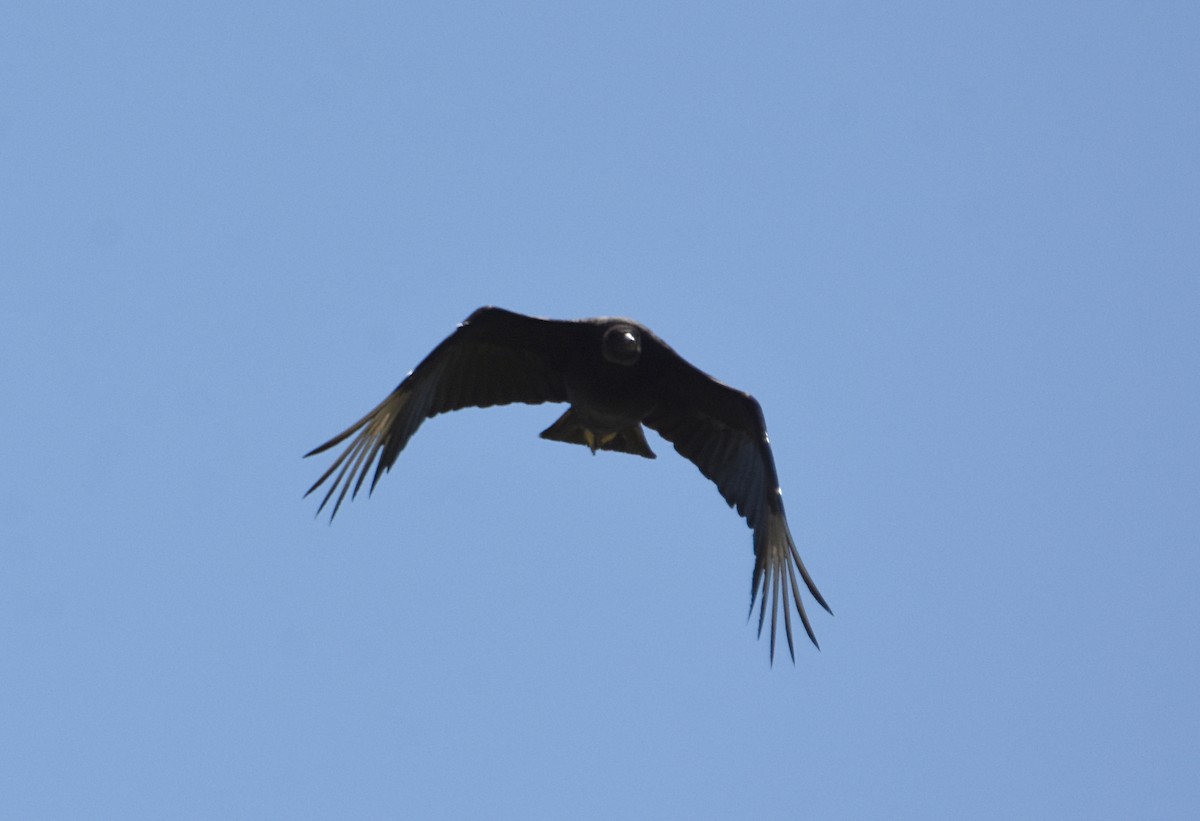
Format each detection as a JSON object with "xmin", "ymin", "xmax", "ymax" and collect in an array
[{"xmin": 305, "ymin": 306, "xmax": 831, "ymax": 662}]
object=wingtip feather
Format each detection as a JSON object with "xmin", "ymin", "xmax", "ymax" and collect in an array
[{"xmin": 749, "ymin": 512, "xmax": 830, "ymax": 663}]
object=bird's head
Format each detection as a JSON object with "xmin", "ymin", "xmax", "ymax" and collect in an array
[{"xmin": 602, "ymin": 324, "xmax": 642, "ymax": 366}]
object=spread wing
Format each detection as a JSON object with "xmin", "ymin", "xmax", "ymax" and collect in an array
[
  {"xmin": 304, "ymin": 306, "xmax": 580, "ymax": 519},
  {"xmin": 641, "ymin": 337, "xmax": 831, "ymax": 663}
]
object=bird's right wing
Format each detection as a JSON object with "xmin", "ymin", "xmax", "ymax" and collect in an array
[{"xmin": 305, "ymin": 306, "xmax": 582, "ymax": 519}]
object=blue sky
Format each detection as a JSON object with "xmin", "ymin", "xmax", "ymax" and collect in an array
[{"xmin": 3, "ymin": 2, "xmax": 1198, "ymax": 818}]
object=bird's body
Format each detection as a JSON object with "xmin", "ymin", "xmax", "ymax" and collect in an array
[
  {"xmin": 305, "ymin": 306, "xmax": 831, "ymax": 662},
  {"xmin": 547, "ymin": 335, "xmax": 658, "ymax": 454}
]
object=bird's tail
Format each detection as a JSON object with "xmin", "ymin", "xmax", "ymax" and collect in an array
[{"xmin": 539, "ymin": 409, "xmax": 656, "ymax": 459}]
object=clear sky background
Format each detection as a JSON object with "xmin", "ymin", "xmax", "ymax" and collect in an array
[{"xmin": 3, "ymin": 3, "xmax": 1198, "ymax": 818}]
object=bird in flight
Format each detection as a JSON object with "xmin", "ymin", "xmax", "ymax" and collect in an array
[{"xmin": 305, "ymin": 306, "xmax": 830, "ymax": 662}]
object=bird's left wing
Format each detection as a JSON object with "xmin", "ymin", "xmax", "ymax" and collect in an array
[
  {"xmin": 640, "ymin": 336, "xmax": 831, "ymax": 663},
  {"xmin": 305, "ymin": 307, "xmax": 582, "ymax": 519}
]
